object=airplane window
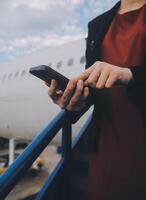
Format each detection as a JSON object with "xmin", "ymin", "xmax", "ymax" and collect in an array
[
  {"xmin": 14, "ymin": 72, "xmax": 19, "ymax": 78},
  {"xmin": 80, "ymin": 56, "xmax": 86, "ymax": 64},
  {"xmin": 8, "ymin": 73, "xmax": 12, "ymax": 80},
  {"xmin": 21, "ymin": 70, "xmax": 26, "ymax": 77},
  {"xmin": 67, "ymin": 58, "xmax": 74, "ymax": 66},
  {"xmin": 2, "ymin": 74, "xmax": 6, "ymax": 81},
  {"xmin": 56, "ymin": 61, "xmax": 62, "ymax": 69}
]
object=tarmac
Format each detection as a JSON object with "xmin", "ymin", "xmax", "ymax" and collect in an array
[{"xmin": 5, "ymin": 145, "xmax": 61, "ymax": 200}]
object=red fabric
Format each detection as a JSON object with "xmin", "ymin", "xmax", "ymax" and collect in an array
[{"xmin": 88, "ymin": 4, "xmax": 146, "ymax": 200}]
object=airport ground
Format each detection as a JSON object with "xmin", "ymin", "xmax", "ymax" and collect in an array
[{"xmin": 0, "ymin": 141, "xmax": 60, "ymax": 200}]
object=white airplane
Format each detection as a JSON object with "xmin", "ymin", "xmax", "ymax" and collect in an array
[{"xmin": 0, "ymin": 38, "xmax": 92, "ymax": 167}]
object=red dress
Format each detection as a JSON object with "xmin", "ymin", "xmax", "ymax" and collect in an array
[{"xmin": 88, "ymin": 4, "xmax": 146, "ymax": 200}]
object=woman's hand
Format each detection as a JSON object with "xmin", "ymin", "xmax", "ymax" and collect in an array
[
  {"xmin": 77, "ymin": 61, "xmax": 133, "ymax": 89},
  {"xmin": 46, "ymin": 79, "xmax": 89, "ymax": 111}
]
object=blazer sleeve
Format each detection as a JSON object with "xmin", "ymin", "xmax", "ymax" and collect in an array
[
  {"xmin": 66, "ymin": 22, "xmax": 96, "ymax": 123},
  {"xmin": 129, "ymin": 65, "xmax": 146, "ymax": 87},
  {"xmin": 127, "ymin": 63, "xmax": 146, "ymax": 102}
]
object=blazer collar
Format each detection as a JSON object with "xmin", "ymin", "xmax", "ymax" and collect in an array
[
  {"xmin": 95, "ymin": 1, "xmax": 121, "ymax": 43},
  {"xmin": 89, "ymin": 1, "xmax": 121, "ymax": 61}
]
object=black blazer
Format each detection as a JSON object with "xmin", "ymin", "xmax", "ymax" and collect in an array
[{"xmin": 70, "ymin": 1, "xmax": 146, "ymax": 151}]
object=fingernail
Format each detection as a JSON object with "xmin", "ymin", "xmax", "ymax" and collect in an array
[{"xmin": 56, "ymin": 90, "xmax": 63, "ymax": 95}]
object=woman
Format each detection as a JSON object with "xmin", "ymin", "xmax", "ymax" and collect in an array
[{"xmin": 47, "ymin": 0, "xmax": 146, "ymax": 199}]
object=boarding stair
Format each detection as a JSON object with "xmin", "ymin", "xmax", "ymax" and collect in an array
[{"xmin": 0, "ymin": 109, "xmax": 92, "ymax": 200}]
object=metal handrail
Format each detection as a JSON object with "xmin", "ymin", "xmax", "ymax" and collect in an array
[
  {"xmin": 0, "ymin": 109, "xmax": 92, "ymax": 200},
  {"xmin": 36, "ymin": 114, "xmax": 92, "ymax": 200}
]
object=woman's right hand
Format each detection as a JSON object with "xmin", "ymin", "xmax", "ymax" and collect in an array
[{"xmin": 47, "ymin": 79, "xmax": 89, "ymax": 111}]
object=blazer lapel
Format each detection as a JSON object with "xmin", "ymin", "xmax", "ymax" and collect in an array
[{"xmin": 93, "ymin": 1, "xmax": 121, "ymax": 60}]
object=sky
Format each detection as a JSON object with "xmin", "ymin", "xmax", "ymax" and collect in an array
[{"xmin": 0, "ymin": 0, "xmax": 118, "ymax": 63}]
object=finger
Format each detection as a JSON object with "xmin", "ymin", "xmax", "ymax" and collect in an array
[
  {"xmin": 96, "ymin": 69, "xmax": 109, "ymax": 89},
  {"xmin": 66, "ymin": 86, "xmax": 89, "ymax": 111},
  {"xmin": 48, "ymin": 79, "xmax": 58, "ymax": 98},
  {"xmin": 67, "ymin": 80, "xmax": 84, "ymax": 110},
  {"xmin": 85, "ymin": 68, "xmax": 101, "ymax": 88},
  {"xmin": 60, "ymin": 79, "xmax": 77, "ymax": 107},
  {"xmin": 82, "ymin": 87, "xmax": 90, "ymax": 100},
  {"xmin": 67, "ymin": 101, "xmax": 85, "ymax": 111},
  {"xmin": 76, "ymin": 66, "xmax": 94, "ymax": 81},
  {"xmin": 69, "ymin": 80, "xmax": 84, "ymax": 105},
  {"xmin": 105, "ymin": 74, "xmax": 117, "ymax": 88}
]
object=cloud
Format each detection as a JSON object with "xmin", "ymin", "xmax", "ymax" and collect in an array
[{"xmin": 0, "ymin": 0, "xmax": 118, "ymax": 63}]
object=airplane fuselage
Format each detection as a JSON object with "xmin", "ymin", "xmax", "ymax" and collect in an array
[{"xmin": 0, "ymin": 39, "xmax": 88, "ymax": 140}]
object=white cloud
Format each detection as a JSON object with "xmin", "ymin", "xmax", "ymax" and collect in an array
[
  {"xmin": 0, "ymin": 0, "xmax": 118, "ymax": 62},
  {"xmin": 70, "ymin": 0, "xmax": 84, "ymax": 5},
  {"xmin": 12, "ymin": 0, "xmax": 84, "ymax": 9},
  {"xmin": 0, "ymin": 33, "xmax": 85, "ymax": 59}
]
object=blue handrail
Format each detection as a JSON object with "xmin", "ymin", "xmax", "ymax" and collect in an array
[
  {"xmin": 36, "ymin": 115, "xmax": 92, "ymax": 200},
  {"xmin": 0, "ymin": 109, "xmax": 92, "ymax": 200}
]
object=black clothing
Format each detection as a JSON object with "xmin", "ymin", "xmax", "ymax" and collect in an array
[{"xmin": 70, "ymin": 1, "xmax": 146, "ymax": 152}]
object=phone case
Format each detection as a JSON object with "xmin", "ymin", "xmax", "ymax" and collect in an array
[{"xmin": 29, "ymin": 65, "xmax": 69, "ymax": 91}]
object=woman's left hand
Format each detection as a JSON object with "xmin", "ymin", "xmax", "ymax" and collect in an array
[{"xmin": 78, "ymin": 61, "xmax": 133, "ymax": 89}]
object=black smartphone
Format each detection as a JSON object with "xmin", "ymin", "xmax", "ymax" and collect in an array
[{"xmin": 29, "ymin": 65, "xmax": 69, "ymax": 91}]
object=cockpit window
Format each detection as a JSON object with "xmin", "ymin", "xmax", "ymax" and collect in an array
[
  {"xmin": 80, "ymin": 56, "xmax": 86, "ymax": 64},
  {"xmin": 56, "ymin": 61, "xmax": 62, "ymax": 69},
  {"xmin": 67, "ymin": 58, "xmax": 74, "ymax": 66}
]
